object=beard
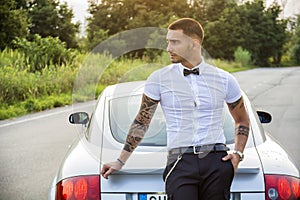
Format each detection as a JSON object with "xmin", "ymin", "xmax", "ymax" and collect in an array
[
  {"xmin": 169, "ymin": 53, "xmax": 184, "ymax": 63},
  {"xmin": 169, "ymin": 54, "xmax": 190, "ymax": 66}
]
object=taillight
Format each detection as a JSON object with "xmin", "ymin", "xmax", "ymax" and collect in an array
[
  {"xmin": 56, "ymin": 175, "xmax": 100, "ymax": 200},
  {"xmin": 265, "ymin": 174, "xmax": 300, "ymax": 200}
]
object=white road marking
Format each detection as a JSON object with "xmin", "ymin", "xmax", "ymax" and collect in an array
[{"xmin": 0, "ymin": 101, "xmax": 95, "ymax": 128}]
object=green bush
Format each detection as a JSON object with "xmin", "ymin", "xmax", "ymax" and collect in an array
[
  {"xmin": 292, "ymin": 44, "xmax": 300, "ymax": 64},
  {"xmin": 0, "ymin": 65, "xmax": 77, "ymax": 105},
  {"xmin": 210, "ymin": 58, "xmax": 253, "ymax": 73},
  {"xmin": 0, "ymin": 104, "xmax": 26, "ymax": 120},
  {"xmin": 0, "ymin": 66, "xmax": 37, "ymax": 103},
  {"xmin": 0, "ymin": 94, "xmax": 72, "ymax": 120},
  {"xmin": 22, "ymin": 94, "xmax": 72, "ymax": 112},
  {"xmin": 0, "ymin": 48, "xmax": 26, "ymax": 69},
  {"xmin": 12, "ymin": 35, "xmax": 76, "ymax": 72},
  {"xmin": 234, "ymin": 47, "xmax": 251, "ymax": 67}
]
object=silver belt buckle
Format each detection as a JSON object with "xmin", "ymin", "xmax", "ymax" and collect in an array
[{"xmin": 193, "ymin": 146, "xmax": 204, "ymax": 154}]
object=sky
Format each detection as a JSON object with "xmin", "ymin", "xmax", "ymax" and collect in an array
[
  {"xmin": 266, "ymin": 0, "xmax": 300, "ymax": 18},
  {"xmin": 60, "ymin": 0, "xmax": 300, "ymax": 29},
  {"xmin": 60, "ymin": 0, "xmax": 89, "ymax": 25}
]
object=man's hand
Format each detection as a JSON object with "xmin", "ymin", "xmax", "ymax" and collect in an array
[
  {"xmin": 222, "ymin": 153, "xmax": 240, "ymax": 173},
  {"xmin": 101, "ymin": 161, "xmax": 122, "ymax": 179}
]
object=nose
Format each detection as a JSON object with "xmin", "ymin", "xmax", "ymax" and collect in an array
[{"xmin": 166, "ymin": 43, "xmax": 172, "ymax": 52}]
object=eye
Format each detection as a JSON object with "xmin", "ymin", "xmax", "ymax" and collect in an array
[{"xmin": 168, "ymin": 40, "xmax": 179, "ymax": 45}]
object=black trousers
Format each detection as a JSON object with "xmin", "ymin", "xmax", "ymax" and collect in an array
[{"xmin": 163, "ymin": 151, "xmax": 234, "ymax": 200}]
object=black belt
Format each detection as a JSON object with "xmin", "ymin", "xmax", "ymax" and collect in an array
[{"xmin": 168, "ymin": 143, "xmax": 229, "ymax": 155}]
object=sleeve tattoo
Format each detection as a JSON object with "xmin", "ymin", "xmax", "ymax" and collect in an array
[{"xmin": 123, "ymin": 95, "xmax": 159, "ymax": 152}]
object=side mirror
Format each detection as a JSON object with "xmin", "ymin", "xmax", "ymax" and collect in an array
[
  {"xmin": 69, "ymin": 112, "xmax": 89, "ymax": 125},
  {"xmin": 257, "ymin": 111, "xmax": 272, "ymax": 124}
]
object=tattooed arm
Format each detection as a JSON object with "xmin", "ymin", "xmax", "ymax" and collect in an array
[
  {"xmin": 123, "ymin": 94, "xmax": 159, "ymax": 152},
  {"xmin": 101, "ymin": 94, "xmax": 159, "ymax": 179},
  {"xmin": 222, "ymin": 96, "xmax": 250, "ymax": 172}
]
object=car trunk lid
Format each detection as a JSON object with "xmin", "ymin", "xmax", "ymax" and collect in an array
[{"xmin": 101, "ymin": 146, "xmax": 264, "ymax": 195}]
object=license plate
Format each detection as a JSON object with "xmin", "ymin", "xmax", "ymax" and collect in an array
[
  {"xmin": 139, "ymin": 194, "xmax": 167, "ymax": 200},
  {"xmin": 138, "ymin": 193, "xmax": 236, "ymax": 200}
]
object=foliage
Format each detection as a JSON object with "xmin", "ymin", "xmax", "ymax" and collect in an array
[
  {"xmin": 0, "ymin": 48, "xmax": 251, "ymax": 120},
  {"xmin": 209, "ymin": 58, "xmax": 253, "ymax": 73},
  {"xmin": 0, "ymin": 0, "xmax": 29, "ymax": 50},
  {"xmin": 0, "ymin": 0, "xmax": 79, "ymax": 50},
  {"xmin": 191, "ymin": 0, "xmax": 230, "ymax": 25},
  {"xmin": 234, "ymin": 47, "xmax": 251, "ymax": 67},
  {"xmin": 0, "ymin": 48, "xmax": 26, "ymax": 69},
  {"xmin": 0, "ymin": 44, "xmax": 82, "ymax": 106},
  {"xmin": 27, "ymin": 0, "xmax": 79, "ymax": 48},
  {"xmin": 12, "ymin": 35, "xmax": 76, "ymax": 72},
  {"xmin": 86, "ymin": 0, "xmax": 288, "ymax": 66},
  {"xmin": 86, "ymin": 29, "xmax": 109, "ymax": 51},
  {"xmin": 0, "ymin": 62, "xmax": 78, "ymax": 104},
  {"xmin": 204, "ymin": 0, "xmax": 288, "ymax": 66},
  {"xmin": 242, "ymin": 1, "xmax": 287, "ymax": 66},
  {"xmin": 291, "ymin": 15, "xmax": 300, "ymax": 64},
  {"xmin": 72, "ymin": 52, "xmax": 169, "ymax": 102},
  {"xmin": 86, "ymin": 0, "xmax": 194, "ymax": 53},
  {"xmin": 87, "ymin": 0, "xmax": 189, "ymax": 35},
  {"xmin": 0, "ymin": 58, "xmax": 75, "ymax": 118},
  {"xmin": 0, "ymin": 94, "xmax": 72, "ymax": 120}
]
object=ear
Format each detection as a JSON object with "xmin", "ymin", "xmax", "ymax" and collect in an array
[
  {"xmin": 193, "ymin": 39, "xmax": 201, "ymax": 47},
  {"xmin": 190, "ymin": 39, "xmax": 201, "ymax": 51}
]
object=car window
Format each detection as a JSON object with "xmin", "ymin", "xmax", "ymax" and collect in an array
[
  {"xmin": 109, "ymin": 94, "xmax": 236, "ymax": 146},
  {"xmin": 109, "ymin": 95, "xmax": 166, "ymax": 146}
]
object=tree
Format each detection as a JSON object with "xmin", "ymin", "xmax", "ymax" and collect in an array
[
  {"xmin": 86, "ymin": 0, "xmax": 193, "ymax": 51},
  {"xmin": 28, "ymin": 0, "xmax": 79, "ymax": 48},
  {"xmin": 0, "ymin": 0, "xmax": 29, "ymax": 50},
  {"xmin": 191, "ymin": 0, "xmax": 230, "ymax": 25},
  {"xmin": 241, "ymin": 1, "xmax": 287, "ymax": 66},
  {"xmin": 203, "ymin": 1, "xmax": 247, "ymax": 60},
  {"xmin": 204, "ymin": 0, "xmax": 288, "ymax": 66},
  {"xmin": 291, "ymin": 15, "xmax": 300, "ymax": 64}
]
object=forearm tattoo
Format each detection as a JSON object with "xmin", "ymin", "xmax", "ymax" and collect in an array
[
  {"xmin": 236, "ymin": 125, "xmax": 250, "ymax": 137},
  {"xmin": 227, "ymin": 97, "xmax": 243, "ymax": 111},
  {"xmin": 123, "ymin": 95, "xmax": 159, "ymax": 152}
]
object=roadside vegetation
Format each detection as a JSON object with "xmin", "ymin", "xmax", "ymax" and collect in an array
[{"xmin": 1, "ymin": 0, "xmax": 300, "ymax": 120}]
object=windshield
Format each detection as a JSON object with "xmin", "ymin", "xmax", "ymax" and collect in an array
[{"xmin": 109, "ymin": 94, "xmax": 236, "ymax": 146}]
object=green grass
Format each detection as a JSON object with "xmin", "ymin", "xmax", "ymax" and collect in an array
[
  {"xmin": 212, "ymin": 58, "xmax": 254, "ymax": 72},
  {"xmin": 0, "ymin": 94, "xmax": 72, "ymax": 120}
]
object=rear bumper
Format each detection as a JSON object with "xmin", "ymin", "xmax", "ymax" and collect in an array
[{"xmin": 101, "ymin": 192, "xmax": 265, "ymax": 200}]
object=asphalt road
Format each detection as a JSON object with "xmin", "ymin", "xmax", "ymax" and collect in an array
[
  {"xmin": 0, "ymin": 102, "xmax": 96, "ymax": 200},
  {"xmin": 234, "ymin": 67, "xmax": 300, "ymax": 168},
  {"xmin": 0, "ymin": 67, "xmax": 299, "ymax": 199}
]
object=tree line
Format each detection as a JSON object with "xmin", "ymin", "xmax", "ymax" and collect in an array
[{"xmin": 1, "ymin": 0, "xmax": 300, "ymax": 67}]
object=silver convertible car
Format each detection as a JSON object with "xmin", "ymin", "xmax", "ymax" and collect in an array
[{"xmin": 49, "ymin": 81, "xmax": 300, "ymax": 200}]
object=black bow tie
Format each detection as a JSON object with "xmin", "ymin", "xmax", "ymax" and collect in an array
[{"xmin": 183, "ymin": 68, "xmax": 200, "ymax": 76}]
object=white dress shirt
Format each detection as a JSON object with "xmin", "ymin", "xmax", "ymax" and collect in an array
[{"xmin": 144, "ymin": 60, "xmax": 241, "ymax": 150}]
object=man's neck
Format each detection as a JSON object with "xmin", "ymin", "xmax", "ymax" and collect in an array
[{"xmin": 181, "ymin": 57, "xmax": 202, "ymax": 69}]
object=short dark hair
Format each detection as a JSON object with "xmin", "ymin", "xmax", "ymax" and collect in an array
[{"xmin": 168, "ymin": 18, "xmax": 204, "ymax": 44}]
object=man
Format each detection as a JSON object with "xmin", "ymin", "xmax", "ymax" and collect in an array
[{"xmin": 101, "ymin": 18, "xmax": 250, "ymax": 200}]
